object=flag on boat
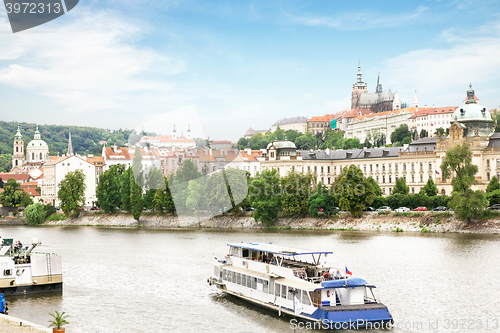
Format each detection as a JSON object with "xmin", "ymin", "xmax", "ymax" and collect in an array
[
  {"xmin": 294, "ymin": 295, "xmax": 302, "ymax": 315},
  {"xmin": 345, "ymin": 266, "xmax": 352, "ymax": 275}
]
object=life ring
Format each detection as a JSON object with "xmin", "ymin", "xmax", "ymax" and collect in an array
[
  {"xmin": 322, "ymin": 272, "xmax": 331, "ymax": 280},
  {"xmin": 298, "ymin": 271, "xmax": 306, "ymax": 279}
]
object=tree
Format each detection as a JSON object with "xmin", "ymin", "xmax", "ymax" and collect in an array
[
  {"xmin": 24, "ymin": 203, "xmax": 46, "ymax": 225},
  {"xmin": 422, "ymin": 178, "xmax": 438, "ymax": 196},
  {"xmin": 153, "ymin": 176, "xmax": 176, "ymax": 214},
  {"xmin": 237, "ymin": 137, "xmax": 249, "ymax": 149},
  {"xmin": 393, "ymin": 177, "xmax": 409, "ymax": 195},
  {"xmin": 332, "ymin": 165, "xmax": 375, "ymax": 217},
  {"xmin": 280, "ymin": 171, "xmax": 314, "ymax": 217},
  {"xmin": 58, "ymin": 170, "xmax": 86, "ymax": 217},
  {"xmin": 435, "ymin": 127, "xmax": 446, "ymax": 137},
  {"xmin": 144, "ymin": 167, "xmax": 164, "ymax": 211},
  {"xmin": 96, "ymin": 165, "xmax": 123, "ymax": 213},
  {"xmin": 486, "ymin": 176, "xmax": 500, "ymax": 193},
  {"xmin": 491, "ymin": 108, "xmax": 500, "ymax": 132},
  {"xmin": 366, "ymin": 176, "xmax": 382, "ymax": 196},
  {"xmin": 419, "ymin": 129, "xmax": 428, "ymax": 138},
  {"xmin": 390, "ymin": 124, "xmax": 412, "ymax": 145},
  {"xmin": 441, "ymin": 143, "xmax": 487, "ymax": 221},
  {"xmin": 130, "ymin": 148, "xmax": 144, "ymax": 221},
  {"xmin": 309, "ymin": 182, "xmax": 336, "ymax": 217},
  {"xmin": 248, "ymin": 169, "xmax": 281, "ymax": 226},
  {"xmin": 120, "ymin": 167, "xmax": 132, "ymax": 212},
  {"xmin": 0, "ymin": 178, "xmax": 33, "ymax": 210}
]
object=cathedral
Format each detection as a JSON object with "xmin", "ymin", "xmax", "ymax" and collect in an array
[
  {"xmin": 11, "ymin": 125, "xmax": 50, "ymax": 173},
  {"xmin": 350, "ymin": 62, "xmax": 397, "ymax": 113}
]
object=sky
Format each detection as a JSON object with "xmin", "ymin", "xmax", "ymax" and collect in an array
[{"xmin": 0, "ymin": 0, "xmax": 500, "ymax": 141}]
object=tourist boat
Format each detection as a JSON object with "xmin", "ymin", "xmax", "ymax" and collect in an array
[
  {"xmin": 0, "ymin": 238, "xmax": 62, "ymax": 295},
  {"xmin": 208, "ymin": 242, "xmax": 393, "ymax": 329}
]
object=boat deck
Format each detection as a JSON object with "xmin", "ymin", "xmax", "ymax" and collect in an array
[{"xmin": 321, "ymin": 303, "xmax": 388, "ymax": 312}]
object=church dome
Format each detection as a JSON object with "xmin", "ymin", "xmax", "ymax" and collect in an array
[
  {"xmin": 27, "ymin": 139, "xmax": 49, "ymax": 148},
  {"xmin": 451, "ymin": 85, "xmax": 494, "ymax": 137}
]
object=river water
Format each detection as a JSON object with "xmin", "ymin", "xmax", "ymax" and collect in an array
[{"xmin": 1, "ymin": 225, "xmax": 499, "ymax": 332}]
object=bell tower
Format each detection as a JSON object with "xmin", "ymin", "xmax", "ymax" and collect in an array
[
  {"xmin": 12, "ymin": 124, "xmax": 25, "ymax": 173},
  {"xmin": 351, "ymin": 61, "xmax": 368, "ymax": 109}
]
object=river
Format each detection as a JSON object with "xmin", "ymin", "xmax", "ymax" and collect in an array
[{"xmin": 1, "ymin": 225, "xmax": 499, "ymax": 332}]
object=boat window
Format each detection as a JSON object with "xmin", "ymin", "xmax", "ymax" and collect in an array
[
  {"xmin": 222, "ymin": 269, "xmax": 227, "ymax": 280},
  {"xmin": 288, "ymin": 287, "xmax": 294, "ymax": 300},
  {"xmin": 237, "ymin": 273, "xmax": 241, "ymax": 285},
  {"xmin": 302, "ymin": 290, "xmax": 311, "ymax": 305},
  {"xmin": 231, "ymin": 271, "xmax": 236, "ymax": 283},
  {"xmin": 263, "ymin": 280, "xmax": 269, "ymax": 293},
  {"xmin": 247, "ymin": 276, "xmax": 252, "ymax": 288},
  {"xmin": 251, "ymin": 277, "xmax": 257, "ymax": 289},
  {"xmin": 281, "ymin": 285, "xmax": 287, "ymax": 298},
  {"xmin": 242, "ymin": 249, "xmax": 249, "ymax": 258},
  {"xmin": 242, "ymin": 274, "xmax": 247, "ymax": 286}
]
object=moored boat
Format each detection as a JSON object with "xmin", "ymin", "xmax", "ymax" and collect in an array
[
  {"xmin": 0, "ymin": 238, "xmax": 62, "ymax": 296},
  {"xmin": 208, "ymin": 242, "xmax": 393, "ymax": 329}
]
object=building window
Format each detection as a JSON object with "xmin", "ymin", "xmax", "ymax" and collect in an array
[
  {"xmin": 412, "ymin": 175, "xmax": 415, "ymax": 183},
  {"xmin": 370, "ymin": 164, "xmax": 373, "ymax": 172},
  {"xmin": 363, "ymin": 165, "xmax": 366, "ymax": 172},
  {"xmin": 389, "ymin": 175, "xmax": 392, "ymax": 183},
  {"xmin": 314, "ymin": 166, "xmax": 317, "ymax": 173},
  {"xmin": 376, "ymin": 164, "xmax": 379, "ymax": 172},
  {"xmin": 308, "ymin": 166, "xmax": 311, "ymax": 172},
  {"xmin": 382, "ymin": 176, "xmax": 385, "ymax": 183},
  {"xmin": 382, "ymin": 164, "xmax": 385, "ymax": 172},
  {"xmin": 327, "ymin": 166, "xmax": 330, "ymax": 173},
  {"xmin": 487, "ymin": 159, "xmax": 490, "ymax": 168},
  {"xmin": 403, "ymin": 163, "xmax": 406, "ymax": 171},
  {"xmin": 395, "ymin": 164, "xmax": 399, "ymax": 171},
  {"xmin": 328, "ymin": 177, "xmax": 330, "ymax": 184},
  {"xmin": 321, "ymin": 166, "xmax": 324, "ymax": 173},
  {"xmin": 429, "ymin": 162, "xmax": 432, "ymax": 170},
  {"xmin": 412, "ymin": 163, "xmax": 415, "ymax": 171},
  {"xmin": 487, "ymin": 172, "xmax": 490, "ymax": 181},
  {"xmin": 376, "ymin": 176, "xmax": 379, "ymax": 182},
  {"xmin": 441, "ymin": 189, "xmax": 446, "ymax": 195},
  {"xmin": 420, "ymin": 162, "xmax": 423, "ymax": 170},
  {"xmin": 382, "ymin": 188, "xmax": 386, "ymax": 194},
  {"xmin": 412, "ymin": 187, "xmax": 415, "ymax": 194},
  {"xmin": 16, "ymin": 147, "xmax": 18, "ymax": 153},
  {"xmin": 389, "ymin": 188, "xmax": 392, "ymax": 194},
  {"xmin": 420, "ymin": 174, "xmax": 423, "ymax": 183}
]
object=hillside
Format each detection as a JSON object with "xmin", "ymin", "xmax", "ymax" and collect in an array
[{"xmin": 0, "ymin": 121, "xmax": 141, "ymax": 171}]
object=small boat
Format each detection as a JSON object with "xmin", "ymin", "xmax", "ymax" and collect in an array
[
  {"xmin": 208, "ymin": 242, "xmax": 393, "ymax": 329},
  {"xmin": 0, "ymin": 238, "xmax": 62, "ymax": 296}
]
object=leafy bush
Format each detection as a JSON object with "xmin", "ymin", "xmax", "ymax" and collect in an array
[
  {"xmin": 24, "ymin": 203, "xmax": 46, "ymax": 225},
  {"xmin": 43, "ymin": 205, "xmax": 57, "ymax": 219},
  {"xmin": 394, "ymin": 212, "xmax": 424, "ymax": 217},
  {"xmin": 377, "ymin": 210, "xmax": 391, "ymax": 215}
]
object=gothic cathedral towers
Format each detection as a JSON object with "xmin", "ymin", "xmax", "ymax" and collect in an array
[
  {"xmin": 351, "ymin": 61, "xmax": 367, "ymax": 109},
  {"xmin": 12, "ymin": 124, "xmax": 25, "ymax": 173}
]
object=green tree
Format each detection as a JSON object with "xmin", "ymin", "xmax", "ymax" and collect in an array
[
  {"xmin": 420, "ymin": 129, "xmax": 428, "ymax": 138},
  {"xmin": 0, "ymin": 178, "xmax": 33, "ymax": 210},
  {"xmin": 153, "ymin": 176, "xmax": 176, "ymax": 215},
  {"xmin": 120, "ymin": 167, "xmax": 132, "ymax": 212},
  {"xmin": 366, "ymin": 176, "xmax": 382, "ymax": 196},
  {"xmin": 96, "ymin": 165, "xmax": 123, "ymax": 213},
  {"xmin": 130, "ymin": 148, "xmax": 143, "ymax": 221},
  {"xmin": 248, "ymin": 169, "xmax": 281, "ymax": 226},
  {"xmin": 24, "ymin": 203, "xmax": 46, "ymax": 225},
  {"xmin": 491, "ymin": 108, "xmax": 500, "ymax": 132},
  {"xmin": 486, "ymin": 189, "xmax": 500, "ymax": 205},
  {"xmin": 486, "ymin": 176, "xmax": 500, "ymax": 193},
  {"xmin": 435, "ymin": 127, "xmax": 446, "ymax": 136},
  {"xmin": 422, "ymin": 178, "xmax": 438, "ymax": 196},
  {"xmin": 332, "ymin": 165, "xmax": 375, "ymax": 217},
  {"xmin": 309, "ymin": 182, "xmax": 336, "ymax": 217},
  {"xmin": 0, "ymin": 154, "xmax": 12, "ymax": 172},
  {"xmin": 237, "ymin": 137, "xmax": 249, "ymax": 149},
  {"xmin": 186, "ymin": 177, "xmax": 208, "ymax": 213},
  {"xmin": 391, "ymin": 124, "xmax": 412, "ymax": 145},
  {"xmin": 58, "ymin": 170, "xmax": 86, "ymax": 217},
  {"xmin": 280, "ymin": 171, "xmax": 314, "ymax": 217},
  {"xmin": 393, "ymin": 177, "xmax": 409, "ymax": 195},
  {"xmin": 441, "ymin": 143, "xmax": 487, "ymax": 221}
]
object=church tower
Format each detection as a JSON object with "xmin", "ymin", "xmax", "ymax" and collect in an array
[
  {"xmin": 12, "ymin": 124, "xmax": 25, "ymax": 173},
  {"xmin": 173, "ymin": 124, "xmax": 177, "ymax": 139},
  {"xmin": 351, "ymin": 61, "xmax": 368, "ymax": 109},
  {"xmin": 187, "ymin": 124, "xmax": 191, "ymax": 139}
]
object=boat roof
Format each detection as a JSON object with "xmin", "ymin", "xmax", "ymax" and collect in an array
[{"xmin": 228, "ymin": 242, "xmax": 333, "ymax": 256}]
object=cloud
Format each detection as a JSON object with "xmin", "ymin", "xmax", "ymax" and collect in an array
[
  {"xmin": 382, "ymin": 20, "xmax": 500, "ymax": 106},
  {"xmin": 287, "ymin": 5, "xmax": 429, "ymax": 31},
  {"xmin": 0, "ymin": 8, "xmax": 185, "ymax": 115}
]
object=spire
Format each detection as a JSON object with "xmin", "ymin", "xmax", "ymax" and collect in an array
[
  {"xmin": 376, "ymin": 73, "xmax": 382, "ymax": 94},
  {"xmin": 413, "ymin": 90, "xmax": 419, "ymax": 108},
  {"xmin": 67, "ymin": 132, "xmax": 73, "ymax": 156},
  {"xmin": 34, "ymin": 124, "xmax": 41, "ymax": 140},
  {"xmin": 187, "ymin": 123, "xmax": 191, "ymax": 139},
  {"xmin": 15, "ymin": 124, "xmax": 22, "ymax": 140},
  {"xmin": 353, "ymin": 61, "xmax": 367, "ymax": 88},
  {"xmin": 465, "ymin": 83, "xmax": 477, "ymax": 104},
  {"xmin": 173, "ymin": 124, "xmax": 177, "ymax": 139},
  {"xmin": 393, "ymin": 92, "xmax": 401, "ymax": 110}
]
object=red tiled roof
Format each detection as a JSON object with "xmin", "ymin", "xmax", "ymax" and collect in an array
[
  {"xmin": 0, "ymin": 173, "xmax": 30, "ymax": 181},
  {"xmin": 87, "ymin": 156, "xmax": 105, "ymax": 166},
  {"xmin": 342, "ymin": 109, "xmax": 372, "ymax": 119},
  {"xmin": 309, "ymin": 116, "xmax": 333, "ymax": 122},
  {"xmin": 408, "ymin": 106, "xmax": 458, "ymax": 119}
]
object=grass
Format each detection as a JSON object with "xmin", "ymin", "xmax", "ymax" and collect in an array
[
  {"xmin": 45, "ymin": 214, "xmax": 68, "ymax": 222},
  {"xmin": 377, "ymin": 210, "xmax": 391, "ymax": 215},
  {"xmin": 393, "ymin": 212, "xmax": 424, "ymax": 217},
  {"xmin": 431, "ymin": 211, "xmax": 453, "ymax": 217},
  {"xmin": 394, "ymin": 227, "xmax": 404, "ymax": 232}
]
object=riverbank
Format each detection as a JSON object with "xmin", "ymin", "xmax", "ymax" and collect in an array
[
  {"xmin": 0, "ymin": 314, "xmax": 51, "ymax": 332},
  {"xmin": 40, "ymin": 211, "xmax": 500, "ymax": 234}
]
